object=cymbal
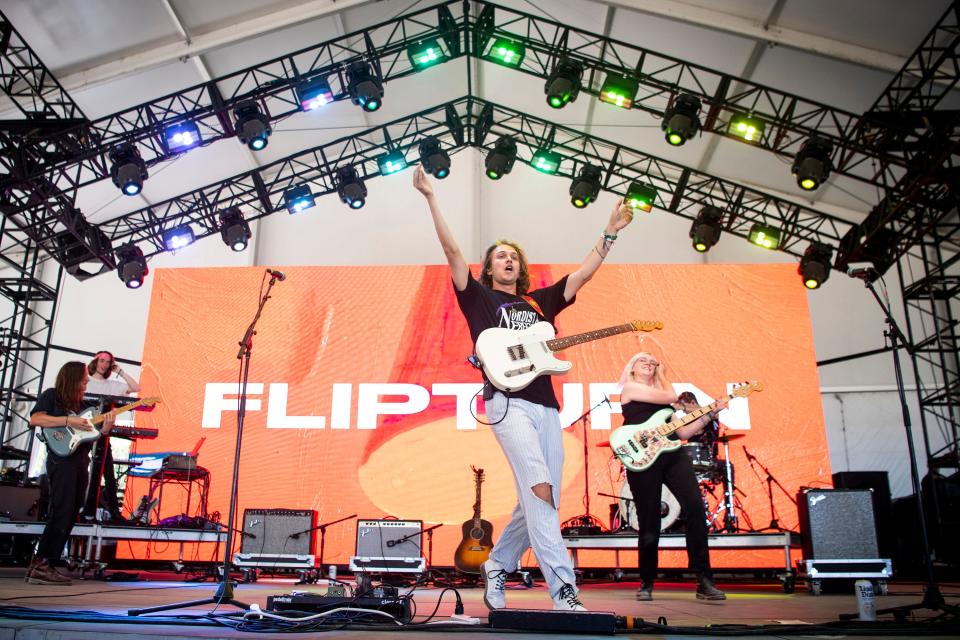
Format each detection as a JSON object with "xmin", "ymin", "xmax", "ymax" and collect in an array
[{"xmin": 717, "ymin": 433, "xmax": 746, "ymax": 442}]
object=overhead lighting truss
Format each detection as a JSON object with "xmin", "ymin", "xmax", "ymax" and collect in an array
[{"xmin": 81, "ymin": 97, "xmax": 853, "ymax": 267}]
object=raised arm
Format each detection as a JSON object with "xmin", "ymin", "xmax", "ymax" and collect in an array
[
  {"xmin": 564, "ymin": 198, "xmax": 635, "ymax": 301},
  {"xmin": 113, "ymin": 363, "xmax": 140, "ymax": 393},
  {"xmin": 414, "ymin": 166, "xmax": 469, "ymax": 291}
]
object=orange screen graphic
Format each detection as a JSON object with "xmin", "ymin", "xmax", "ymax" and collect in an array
[{"xmin": 122, "ymin": 264, "xmax": 828, "ymax": 569}]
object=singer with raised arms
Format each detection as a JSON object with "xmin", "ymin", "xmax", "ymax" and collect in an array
[{"xmin": 413, "ymin": 165, "xmax": 634, "ymax": 612}]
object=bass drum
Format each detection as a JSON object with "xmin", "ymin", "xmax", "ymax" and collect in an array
[{"xmin": 618, "ymin": 480, "xmax": 681, "ymax": 532}]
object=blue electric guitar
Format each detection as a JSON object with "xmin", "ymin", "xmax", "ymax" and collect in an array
[{"xmin": 41, "ymin": 397, "xmax": 160, "ymax": 457}]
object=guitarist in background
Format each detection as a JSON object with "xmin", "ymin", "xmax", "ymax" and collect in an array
[
  {"xmin": 413, "ymin": 166, "xmax": 634, "ymax": 612},
  {"xmin": 618, "ymin": 352, "xmax": 726, "ymax": 602},
  {"xmin": 26, "ymin": 361, "xmax": 113, "ymax": 585},
  {"xmin": 86, "ymin": 350, "xmax": 140, "ymax": 523}
]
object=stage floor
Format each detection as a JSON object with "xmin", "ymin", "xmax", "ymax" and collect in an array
[{"xmin": 0, "ymin": 568, "xmax": 957, "ymax": 638}]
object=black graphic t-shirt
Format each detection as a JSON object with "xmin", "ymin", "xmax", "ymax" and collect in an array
[
  {"xmin": 31, "ymin": 388, "xmax": 94, "ymax": 458},
  {"xmin": 454, "ymin": 271, "xmax": 575, "ymax": 408}
]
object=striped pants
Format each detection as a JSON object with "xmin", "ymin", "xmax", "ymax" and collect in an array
[{"xmin": 485, "ymin": 392, "xmax": 576, "ymax": 597}]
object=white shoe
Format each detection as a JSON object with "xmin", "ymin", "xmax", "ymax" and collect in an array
[
  {"xmin": 552, "ymin": 583, "xmax": 586, "ymax": 611},
  {"xmin": 482, "ymin": 558, "xmax": 507, "ymax": 610}
]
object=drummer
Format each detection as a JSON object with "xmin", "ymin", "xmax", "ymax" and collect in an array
[{"xmin": 617, "ymin": 351, "xmax": 727, "ymax": 602}]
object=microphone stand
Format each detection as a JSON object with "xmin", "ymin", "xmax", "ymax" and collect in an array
[
  {"xmin": 563, "ymin": 397, "xmax": 611, "ymax": 533},
  {"xmin": 744, "ymin": 447, "xmax": 795, "ymax": 532},
  {"xmin": 129, "ymin": 272, "xmax": 281, "ymax": 615},
  {"xmin": 856, "ymin": 275, "xmax": 958, "ymax": 620},
  {"xmin": 288, "ymin": 513, "xmax": 357, "ymax": 571}
]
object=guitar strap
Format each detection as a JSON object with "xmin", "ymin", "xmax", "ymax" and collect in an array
[{"xmin": 522, "ymin": 295, "xmax": 545, "ymax": 319}]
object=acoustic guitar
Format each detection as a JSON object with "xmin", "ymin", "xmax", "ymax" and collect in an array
[{"xmin": 453, "ymin": 466, "xmax": 494, "ymax": 573}]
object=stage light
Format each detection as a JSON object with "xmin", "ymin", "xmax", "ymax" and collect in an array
[
  {"xmin": 346, "ymin": 61, "xmax": 383, "ymax": 112},
  {"xmin": 569, "ymin": 164, "xmax": 602, "ymax": 208},
  {"xmin": 161, "ymin": 224, "xmax": 196, "ymax": 252},
  {"xmin": 749, "ymin": 223, "xmax": 780, "ymax": 250},
  {"xmin": 284, "ymin": 184, "xmax": 315, "ymax": 214},
  {"xmin": 164, "ymin": 121, "xmax": 201, "ymax": 153},
  {"xmin": 297, "ymin": 76, "xmax": 334, "ymax": 111},
  {"xmin": 792, "ymin": 136, "xmax": 834, "ymax": 191},
  {"xmin": 799, "ymin": 242, "xmax": 833, "ymax": 289},
  {"xmin": 115, "ymin": 242, "xmax": 147, "ymax": 289},
  {"xmin": 378, "ymin": 149, "xmax": 408, "ymax": 175},
  {"xmin": 234, "ymin": 101, "xmax": 272, "ymax": 151},
  {"xmin": 219, "ymin": 207, "xmax": 251, "ymax": 252},
  {"xmin": 484, "ymin": 37, "xmax": 525, "ymax": 67},
  {"xmin": 336, "ymin": 166, "xmax": 367, "ymax": 209},
  {"xmin": 485, "ymin": 136, "xmax": 517, "ymax": 180},
  {"xmin": 419, "ymin": 136, "xmax": 451, "ymax": 179},
  {"xmin": 545, "ymin": 57, "xmax": 583, "ymax": 109},
  {"xmin": 109, "ymin": 143, "xmax": 148, "ymax": 196},
  {"xmin": 532, "ymin": 149, "xmax": 561, "ymax": 174},
  {"xmin": 625, "ymin": 181, "xmax": 657, "ymax": 212},
  {"xmin": 662, "ymin": 93, "xmax": 701, "ymax": 146},
  {"xmin": 407, "ymin": 38, "xmax": 448, "ymax": 69},
  {"xmin": 599, "ymin": 72, "xmax": 639, "ymax": 109},
  {"xmin": 690, "ymin": 205, "xmax": 723, "ymax": 252},
  {"xmin": 728, "ymin": 112, "xmax": 765, "ymax": 143}
]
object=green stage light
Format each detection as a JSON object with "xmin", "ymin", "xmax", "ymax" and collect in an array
[
  {"xmin": 792, "ymin": 136, "xmax": 834, "ymax": 191},
  {"xmin": 728, "ymin": 113, "xmax": 765, "ymax": 143},
  {"xmin": 625, "ymin": 181, "xmax": 657, "ymax": 212},
  {"xmin": 545, "ymin": 57, "xmax": 583, "ymax": 109},
  {"xmin": 662, "ymin": 93, "xmax": 702, "ymax": 146},
  {"xmin": 749, "ymin": 223, "xmax": 780, "ymax": 250},
  {"xmin": 599, "ymin": 73, "xmax": 639, "ymax": 110},
  {"xmin": 532, "ymin": 149, "xmax": 561, "ymax": 174},
  {"xmin": 407, "ymin": 38, "xmax": 448, "ymax": 69},
  {"xmin": 569, "ymin": 164, "xmax": 602, "ymax": 208},
  {"xmin": 377, "ymin": 150, "xmax": 408, "ymax": 175},
  {"xmin": 485, "ymin": 136, "xmax": 517, "ymax": 180},
  {"xmin": 690, "ymin": 205, "xmax": 723, "ymax": 252},
  {"xmin": 485, "ymin": 37, "xmax": 525, "ymax": 67},
  {"xmin": 799, "ymin": 242, "xmax": 832, "ymax": 289}
]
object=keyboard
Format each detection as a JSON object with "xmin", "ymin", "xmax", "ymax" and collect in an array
[{"xmin": 109, "ymin": 427, "xmax": 158, "ymax": 439}]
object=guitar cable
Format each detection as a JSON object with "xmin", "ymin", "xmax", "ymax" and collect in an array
[{"xmin": 468, "ymin": 382, "xmax": 510, "ymax": 426}]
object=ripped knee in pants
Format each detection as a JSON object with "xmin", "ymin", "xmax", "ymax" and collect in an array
[{"xmin": 531, "ymin": 482, "xmax": 555, "ymax": 509}]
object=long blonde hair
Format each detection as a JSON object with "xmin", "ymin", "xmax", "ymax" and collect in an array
[{"xmin": 617, "ymin": 351, "xmax": 668, "ymax": 391}]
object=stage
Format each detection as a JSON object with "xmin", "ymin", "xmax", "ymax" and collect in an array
[{"xmin": 0, "ymin": 568, "xmax": 957, "ymax": 638}]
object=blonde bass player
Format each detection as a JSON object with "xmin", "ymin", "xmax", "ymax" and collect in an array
[{"xmin": 617, "ymin": 351, "xmax": 727, "ymax": 602}]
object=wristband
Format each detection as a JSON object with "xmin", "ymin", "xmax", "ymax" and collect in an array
[{"xmin": 602, "ymin": 232, "xmax": 617, "ymax": 241}]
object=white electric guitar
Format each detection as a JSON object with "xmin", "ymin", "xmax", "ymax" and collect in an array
[
  {"xmin": 475, "ymin": 319, "xmax": 663, "ymax": 392},
  {"xmin": 609, "ymin": 382, "xmax": 762, "ymax": 472},
  {"xmin": 41, "ymin": 397, "xmax": 161, "ymax": 457}
]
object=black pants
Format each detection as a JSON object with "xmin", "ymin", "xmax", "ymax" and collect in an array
[
  {"xmin": 626, "ymin": 449, "xmax": 711, "ymax": 585},
  {"xmin": 36, "ymin": 448, "xmax": 89, "ymax": 562}
]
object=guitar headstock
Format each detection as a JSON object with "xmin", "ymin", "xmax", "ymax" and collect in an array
[
  {"xmin": 470, "ymin": 465, "xmax": 484, "ymax": 483},
  {"xmin": 730, "ymin": 381, "xmax": 763, "ymax": 398},
  {"xmin": 630, "ymin": 320, "xmax": 664, "ymax": 332}
]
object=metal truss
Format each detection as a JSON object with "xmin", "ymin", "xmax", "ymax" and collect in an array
[
  {"xmin": 0, "ymin": 9, "xmax": 86, "ymax": 121},
  {"xmin": 900, "ymin": 226, "xmax": 960, "ymax": 482},
  {"xmin": 3, "ymin": 0, "xmax": 940, "ymax": 222},
  {"xmin": 0, "ymin": 214, "xmax": 61, "ymax": 468},
  {"xmin": 77, "ymin": 96, "xmax": 852, "ymax": 263}
]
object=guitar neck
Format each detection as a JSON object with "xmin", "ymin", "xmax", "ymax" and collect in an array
[
  {"xmin": 546, "ymin": 323, "xmax": 637, "ymax": 351},
  {"xmin": 472, "ymin": 484, "xmax": 482, "ymax": 524},
  {"xmin": 89, "ymin": 400, "xmax": 146, "ymax": 426},
  {"xmin": 656, "ymin": 394, "xmax": 731, "ymax": 437}
]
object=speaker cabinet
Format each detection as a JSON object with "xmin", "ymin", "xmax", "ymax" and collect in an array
[
  {"xmin": 0, "ymin": 484, "xmax": 41, "ymax": 521},
  {"xmin": 239, "ymin": 508, "xmax": 316, "ymax": 556},
  {"xmin": 797, "ymin": 488, "xmax": 879, "ymax": 559},
  {"xmin": 832, "ymin": 471, "xmax": 893, "ymax": 559}
]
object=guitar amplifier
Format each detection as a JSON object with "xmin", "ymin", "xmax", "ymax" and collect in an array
[
  {"xmin": 240, "ymin": 508, "xmax": 316, "ymax": 556},
  {"xmin": 351, "ymin": 519, "xmax": 424, "ymax": 573}
]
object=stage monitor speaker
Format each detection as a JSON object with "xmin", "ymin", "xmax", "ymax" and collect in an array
[
  {"xmin": 355, "ymin": 519, "xmax": 422, "ymax": 558},
  {"xmin": 240, "ymin": 508, "xmax": 316, "ymax": 556},
  {"xmin": 797, "ymin": 488, "xmax": 879, "ymax": 559},
  {"xmin": 832, "ymin": 470, "xmax": 893, "ymax": 559},
  {"xmin": 0, "ymin": 484, "xmax": 41, "ymax": 521}
]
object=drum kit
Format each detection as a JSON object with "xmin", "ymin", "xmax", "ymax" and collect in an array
[{"xmin": 612, "ymin": 432, "xmax": 748, "ymax": 533}]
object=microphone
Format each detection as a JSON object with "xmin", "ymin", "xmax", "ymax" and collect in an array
[
  {"xmin": 743, "ymin": 446, "xmax": 756, "ymax": 461},
  {"xmin": 846, "ymin": 264, "xmax": 877, "ymax": 280},
  {"xmin": 386, "ymin": 539, "xmax": 399, "ymax": 548},
  {"xmin": 242, "ymin": 532, "xmax": 256, "ymax": 539},
  {"xmin": 289, "ymin": 532, "xmax": 300, "ymax": 539},
  {"xmin": 603, "ymin": 394, "xmax": 612, "ymax": 408},
  {"xmin": 266, "ymin": 268, "xmax": 286, "ymax": 281}
]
